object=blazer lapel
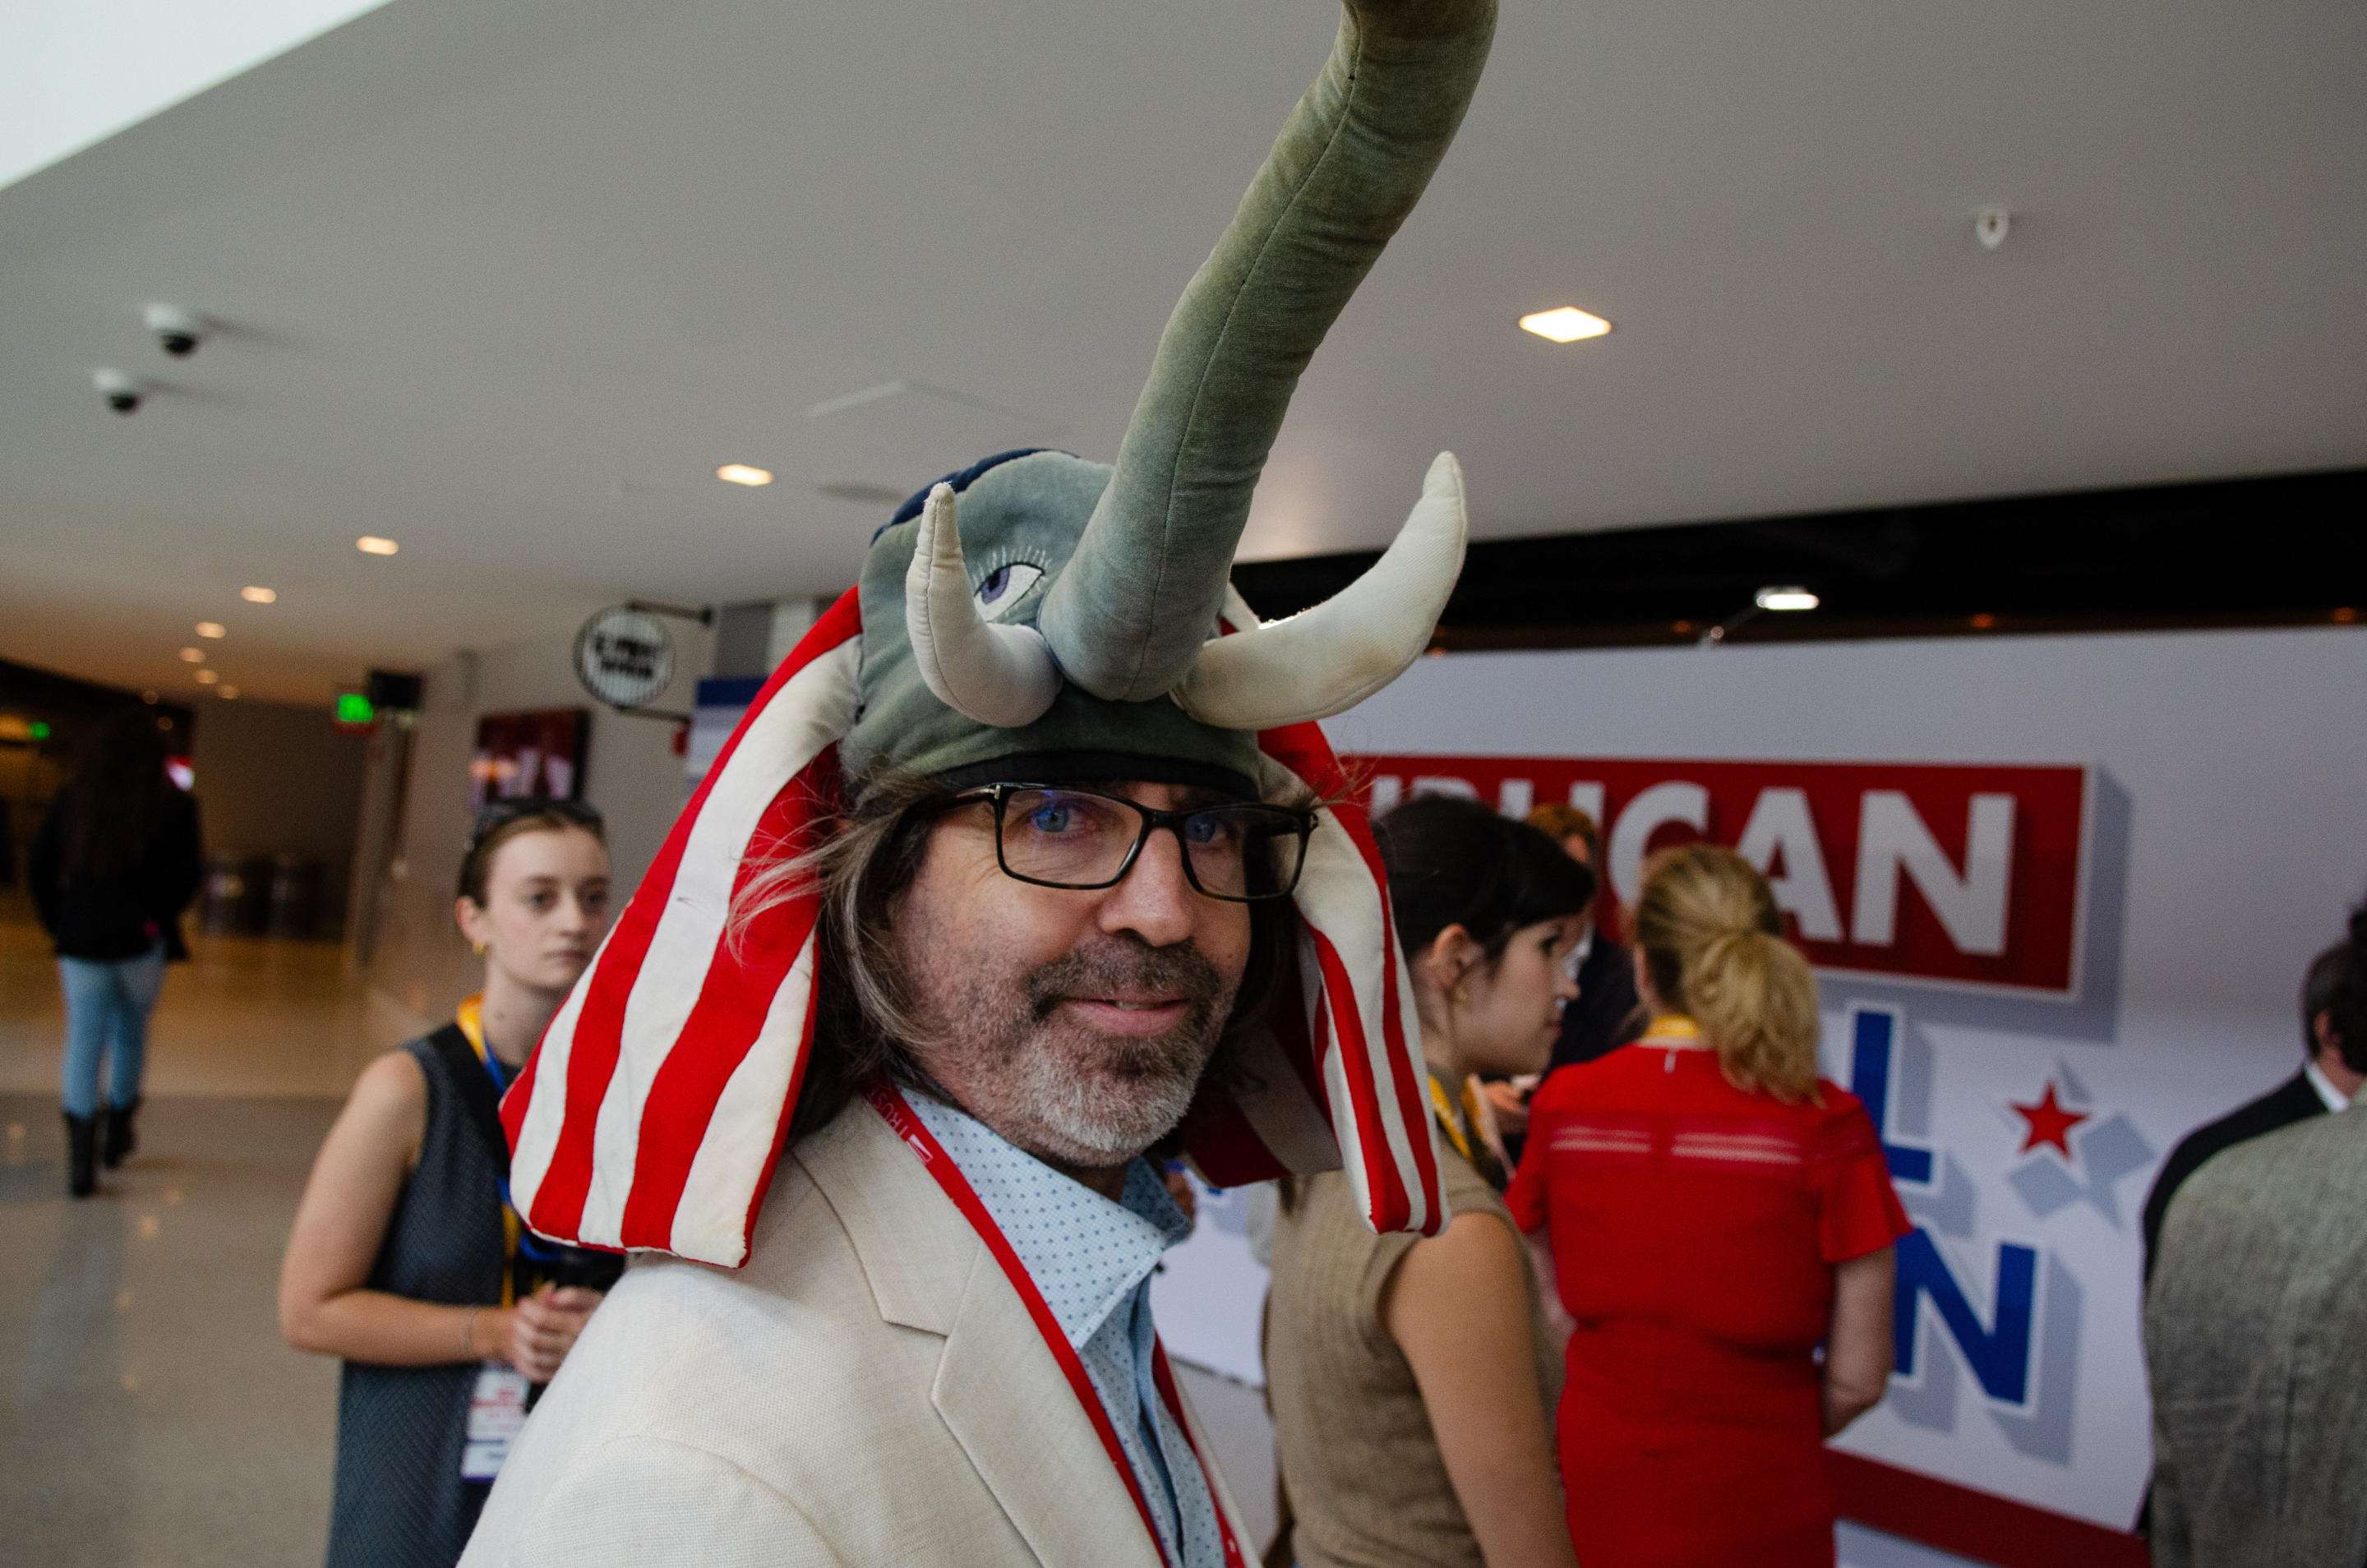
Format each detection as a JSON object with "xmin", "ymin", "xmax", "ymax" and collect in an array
[
  {"xmin": 934, "ymin": 1255, "xmax": 1166, "ymax": 1568},
  {"xmin": 801, "ymin": 1100, "xmax": 1165, "ymax": 1568}
]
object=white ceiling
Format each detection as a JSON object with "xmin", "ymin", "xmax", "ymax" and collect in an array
[{"xmin": 4, "ymin": 0, "xmax": 2364, "ymax": 705}]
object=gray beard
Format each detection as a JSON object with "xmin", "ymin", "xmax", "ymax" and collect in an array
[{"xmin": 907, "ymin": 936, "xmax": 1234, "ymax": 1169}]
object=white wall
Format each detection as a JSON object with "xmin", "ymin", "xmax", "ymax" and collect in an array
[{"xmin": 364, "ymin": 620, "xmax": 709, "ymax": 1022}]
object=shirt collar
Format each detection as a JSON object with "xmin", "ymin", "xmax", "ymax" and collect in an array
[
  {"xmin": 906, "ymin": 1093, "xmax": 1189, "ymax": 1350},
  {"xmin": 2305, "ymin": 1058, "xmax": 2355, "ymax": 1114}
]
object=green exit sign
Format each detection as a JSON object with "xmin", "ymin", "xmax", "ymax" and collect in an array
[{"xmin": 335, "ymin": 692, "xmax": 376, "ymax": 726}]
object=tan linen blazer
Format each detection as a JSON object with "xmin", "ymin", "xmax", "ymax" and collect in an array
[{"xmin": 459, "ymin": 1098, "xmax": 1252, "ymax": 1567}]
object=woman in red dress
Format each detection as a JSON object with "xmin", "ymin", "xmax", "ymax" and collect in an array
[{"xmin": 1505, "ymin": 844, "xmax": 1907, "ymax": 1568}]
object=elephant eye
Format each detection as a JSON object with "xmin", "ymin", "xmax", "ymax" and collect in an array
[{"xmin": 975, "ymin": 562, "xmax": 1045, "ymax": 621}]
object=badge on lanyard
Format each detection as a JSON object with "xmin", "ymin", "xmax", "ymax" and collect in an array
[{"xmin": 462, "ymin": 1363, "xmax": 532, "ymax": 1481}]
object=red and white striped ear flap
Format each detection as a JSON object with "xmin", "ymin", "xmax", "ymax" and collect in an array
[{"xmin": 501, "ymin": 588, "xmax": 1444, "ymax": 1269}]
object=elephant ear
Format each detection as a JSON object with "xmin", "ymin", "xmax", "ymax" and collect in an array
[
  {"xmin": 1173, "ymin": 596, "xmax": 1446, "ymax": 1238},
  {"xmin": 501, "ymin": 590, "xmax": 863, "ymax": 1269}
]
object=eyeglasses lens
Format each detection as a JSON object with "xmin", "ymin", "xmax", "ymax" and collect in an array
[{"xmin": 997, "ymin": 790, "xmax": 1306, "ymax": 900}]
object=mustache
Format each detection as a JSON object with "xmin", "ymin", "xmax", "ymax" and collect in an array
[{"xmin": 1024, "ymin": 939, "xmax": 1225, "ymax": 1022}]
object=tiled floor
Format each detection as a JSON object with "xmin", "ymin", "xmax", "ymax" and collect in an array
[
  {"xmin": 2, "ymin": 1095, "xmax": 346, "ymax": 1568},
  {"xmin": 0, "ymin": 916, "xmax": 424, "ymax": 1101},
  {"xmin": 2, "ymin": 917, "xmax": 424, "ymax": 1567}
]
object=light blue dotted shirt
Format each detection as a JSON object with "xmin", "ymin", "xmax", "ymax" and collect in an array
[{"xmin": 907, "ymin": 1095, "xmax": 1225, "ymax": 1567}]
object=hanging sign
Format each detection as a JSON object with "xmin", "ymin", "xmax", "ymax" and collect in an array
[{"xmin": 573, "ymin": 607, "xmax": 675, "ymax": 710}]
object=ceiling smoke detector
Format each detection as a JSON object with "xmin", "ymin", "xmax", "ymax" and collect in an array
[{"xmin": 1974, "ymin": 207, "xmax": 2012, "ymax": 251}]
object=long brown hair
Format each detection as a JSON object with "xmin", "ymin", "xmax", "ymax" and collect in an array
[
  {"xmin": 1631, "ymin": 843, "xmax": 1821, "ymax": 1102},
  {"xmin": 58, "ymin": 710, "xmax": 173, "ymax": 880}
]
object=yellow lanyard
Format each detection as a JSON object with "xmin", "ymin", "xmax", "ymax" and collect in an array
[
  {"xmin": 456, "ymin": 994, "xmax": 525, "ymax": 1307},
  {"xmin": 1640, "ymin": 1014, "xmax": 1702, "ymax": 1046},
  {"xmin": 1427, "ymin": 1074, "xmax": 1474, "ymax": 1163}
]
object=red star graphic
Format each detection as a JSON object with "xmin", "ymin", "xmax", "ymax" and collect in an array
[{"xmin": 2011, "ymin": 1080, "xmax": 2089, "ymax": 1159}]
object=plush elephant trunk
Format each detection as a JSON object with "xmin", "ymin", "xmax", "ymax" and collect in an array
[{"xmin": 1036, "ymin": 0, "xmax": 1497, "ymax": 703}]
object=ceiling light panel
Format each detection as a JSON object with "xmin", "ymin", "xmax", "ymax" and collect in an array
[
  {"xmin": 193, "ymin": 668, "xmax": 219, "ymax": 685},
  {"xmin": 717, "ymin": 463, "xmax": 773, "ymax": 487},
  {"xmin": 195, "ymin": 621, "xmax": 225, "ymax": 638},
  {"xmin": 356, "ymin": 536, "xmax": 399, "ymax": 556},
  {"xmin": 241, "ymin": 586, "xmax": 276, "ymax": 603},
  {"xmin": 1519, "ymin": 307, "xmax": 1613, "ymax": 344},
  {"xmin": 1755, "ymin": 586, "xmax": 1820, "ymax": 611},
  {"xmin": 178, "ymin": 647, "xmax": 205, "ymax": 662}
]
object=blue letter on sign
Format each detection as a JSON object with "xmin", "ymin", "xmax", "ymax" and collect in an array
[
  {"xmin": 1894, "ymin": 1229, "xmax": 2037, "ymax": 1405},
  {"xmin": 1849, "ymin": 1009, "xmax": 1932, "ymax": 1184}
]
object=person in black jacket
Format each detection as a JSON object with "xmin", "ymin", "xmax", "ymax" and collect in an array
[
  {"xmin": 27, "ymin": 708, "xmax": 204, "ymax": 1197},
  {"xmin": 2140, "ymin": 915, "xmax": 2366, "ymax": 1282}
]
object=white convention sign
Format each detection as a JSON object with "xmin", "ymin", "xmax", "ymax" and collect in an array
[{"xmin": 1151, "ymin": 624, "xmax": 2367, "ymax": 1539}]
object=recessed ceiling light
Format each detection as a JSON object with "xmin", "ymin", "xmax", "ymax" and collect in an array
[
  {"xmin": 195, "ymin": 621, "xmax": 226, "ymax": 639},
  {"xmin": 717, "ymin": 463, "xmax": 773, "ymax": 487},
  {"xmin": 356, "ymin": 536, "xmax": 399, "ymax": 556},
  {"xmin": 1755, "ymin": 586, "xmax": 1819, "ymax": 612},
  {"xmin": 241, "ymin": 585, "xmax": 276, "ymax": 603},
  {"xmin": 1519, "ymin": 307, "xmax": 1613, "ymax": 344},
  {"xmin": 178, "ymin": 647, "xmax": 205, "ymax": 662},
  {"xmin": 193, "ymin": 668, "xmax": 219, "ymax": 685},
  {"xmin": 218, "ymin": 685, "xmax": 240, "ymax": 699}
]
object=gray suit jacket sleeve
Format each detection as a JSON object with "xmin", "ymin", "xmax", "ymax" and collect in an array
[
  {"xmin": 491, "ymin": 1436, "xmax": 847, "ymax": 1568},
  {"xmin": 2144, "ymin": 1109, "xmax": 2367, "ymax": 1568}
]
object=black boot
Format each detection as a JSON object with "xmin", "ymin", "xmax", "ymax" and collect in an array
[
  {"xmin": 64, "ymin": 1114, "xmax": 99, "ymax": 1198},
  {"xmin": 103, "ymin": 1097, "xmax": 140, "ymax": 1169}
]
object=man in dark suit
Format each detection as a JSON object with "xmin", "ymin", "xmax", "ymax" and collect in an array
[{"xmin": 2141, "ymin": 936, "xmax": 2363, "ymax": 1283}]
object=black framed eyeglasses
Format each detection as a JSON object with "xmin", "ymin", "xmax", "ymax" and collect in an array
[{"xmin": 950, "ymin": 784, "xmax": 1316, "ymax": 903}]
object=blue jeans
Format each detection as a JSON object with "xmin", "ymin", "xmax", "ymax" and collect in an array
[{"xmin": 58, "ymin": 943, "xmax": 167, "ymax": 1118}]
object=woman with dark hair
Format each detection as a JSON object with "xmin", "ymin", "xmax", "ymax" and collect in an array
[
  {"xmin": 279, "ymin": 800, "xmax": 622, "ymax": 1568},
  {"xmin": 28, "ymin": 708, "xmax": 204, "ymax": 1197},
  {"xmin": 1506, "ymin": 843, "xmax": 1908, "ymax": 1568},
  {"xmin": 1266, "ymin": 794, "xmax": 1592, "ymax": 1568}
]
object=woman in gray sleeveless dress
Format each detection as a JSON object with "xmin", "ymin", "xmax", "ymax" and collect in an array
[{"xmin": 279, "ymin": 802, "xmax": 622, "ymax": 1567}]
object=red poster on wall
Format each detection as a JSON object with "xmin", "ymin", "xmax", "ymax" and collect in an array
[{"xmin": 1347, "ymin": 755, "xmax": 2089, "ymax": 996}]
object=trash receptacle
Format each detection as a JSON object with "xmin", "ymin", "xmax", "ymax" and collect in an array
[
  {"xmin": 266, "ymin": 855, "xmax": 321, "ymax": 938},
  {"xmin": 201, "ymin": 851, "xmax": 258, "ymax": 934}
]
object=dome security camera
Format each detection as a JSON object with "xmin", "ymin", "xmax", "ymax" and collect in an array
[
  {"xmin": 144, "ymin": 303, "xmax": 209, "ymax": 357},
  {"xmin": 95, "ymin": 368, "xmax": 144, "ymax": 415}
]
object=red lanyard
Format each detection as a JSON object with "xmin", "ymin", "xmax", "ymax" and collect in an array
[{"xmin": 865, "ymin": 1082, "xmax": 1244, "ymax": 1568}]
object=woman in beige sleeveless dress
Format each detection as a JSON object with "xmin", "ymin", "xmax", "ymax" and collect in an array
[{"xmin": 1267, "ymin": 796, "xmax": 1592, "ymax": 1568}]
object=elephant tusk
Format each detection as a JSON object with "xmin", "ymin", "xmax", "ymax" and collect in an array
[
  {"xmin": 905, "ymin": 483, "xmax": 1064, "ymax": 728},
  {"xmin": 1174, "ymin": 452, "xmax": 1466, "ymax": 730}
]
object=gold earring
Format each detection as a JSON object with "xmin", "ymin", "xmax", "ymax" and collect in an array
[{"xmin": 472, "ymin": 940, "xmax": 487, "ymax": 957}]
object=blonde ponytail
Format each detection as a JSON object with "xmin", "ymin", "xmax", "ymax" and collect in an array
[{"xmin": 1631, "ymin": 844, "xmax": 1821, "ymax": 1103}]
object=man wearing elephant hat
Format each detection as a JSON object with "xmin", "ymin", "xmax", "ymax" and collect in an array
[{"xmin": 460, "ymin": 2, "xmax": 1493, "ymax": 1562}]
